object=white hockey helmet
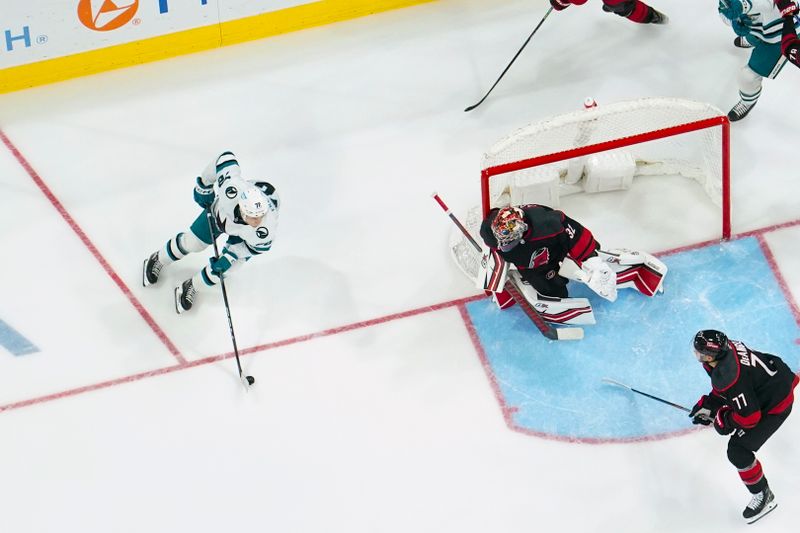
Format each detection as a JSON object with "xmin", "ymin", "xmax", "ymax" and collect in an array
[{"xmin": 238, "ymin": 186, "xmax": 268, "ymax": 219}]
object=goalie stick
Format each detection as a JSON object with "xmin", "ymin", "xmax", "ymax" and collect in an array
[
  {"xmin": 601, "ymin": 378, "xmax": 691, "ymax": 412},
  {"xmin": 464, "ymin": 7, "xmax": 554, "ymax": 112},
  {"xmin": 432, "ymin": 192, "xmax": 583, "ymax": 341}
]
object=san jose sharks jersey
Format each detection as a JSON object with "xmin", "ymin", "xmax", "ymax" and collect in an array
[
  {"xmin": 199, "ymin": 152, "xmax": 280, "ymax": 262},
  {"xmin": 721, "ymin": 0, "xmax": 800, "ymax": 44}
]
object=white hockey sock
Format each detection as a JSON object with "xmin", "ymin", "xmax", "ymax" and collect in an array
[{"xmin": 161, "ymin": 231, "xmax": 207, "ymax": 265}]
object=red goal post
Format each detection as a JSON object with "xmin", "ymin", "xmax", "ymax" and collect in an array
[{"xmin": 451, "ymin": 97, "xmax": 730, "ymax": 287}]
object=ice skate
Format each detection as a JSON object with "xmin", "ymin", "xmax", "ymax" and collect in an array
[
  {"xmin": 142, "ymin": 252, "xmax": 163, "ymax": 287},
  {"xmin": 742, "ymin": 485, "xmax": 777, "ymax": 524},
  {"xmin": 174, "ymin": 279, "xmax": 197, "ymax": 314},
  {"xmin": 733, "ymin": 36, "xmax": 753, "ymax": 48},
  {"xmin": 648, "ymin": 8, "xmax": 669, "ymax": 24},
  {"xmin": 728, "ymin": 99, "xmax": 757, "ymax": 121}
]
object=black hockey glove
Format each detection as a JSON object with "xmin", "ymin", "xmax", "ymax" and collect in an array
[
  {"xmin": 689, "ymin": 399, "xmax": 712, "ymax": 426},
  {"xmin": 713, "ymin": 406, "xmax": 736, "ymax": 436},
  {"xmin": 775, "ymin": 0, "xmax": 799, "ymax": 17},
  {"xmin": 689, "ymin": 394, "xmax": 725, "ymax": 425}
]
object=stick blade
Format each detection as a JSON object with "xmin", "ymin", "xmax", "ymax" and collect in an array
[
  {"xmin": 555, "ymin": 327, "xmax": 584, "ymax": 341},
  {"xmin": 464, "ymin": 104, "xmax": 478, "ymax": 112},
  {"xmin": 601, "ymin": 377, "xmax": 629, "ymax": 389}
]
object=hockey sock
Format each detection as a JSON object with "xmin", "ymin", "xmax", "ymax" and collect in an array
[
  {"xmin": 162, "ymin": 231, "xmax": 208, "ymax": 265},
  {"xmin": 738, "ymin": 460, "xmax": 768, "ymax": 494}
]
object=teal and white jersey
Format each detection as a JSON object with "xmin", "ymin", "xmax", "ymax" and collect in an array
[
  {"xmin": 720, "ymin": 0, "xmax": 800, "ymax": 45},
  {"xmin": 200, "ymin": 152, "xmax": 280, "ymax": 262}
]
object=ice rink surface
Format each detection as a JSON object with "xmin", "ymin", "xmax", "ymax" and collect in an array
[{"xmin": 1, "ymin": 1, "xmax": 800, "ymax": 531}]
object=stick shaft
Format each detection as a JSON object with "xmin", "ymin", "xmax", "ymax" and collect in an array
[
  {"xmin": 464, "ymin": 7, "xmax": 554, "ymax": 112},
  {"xmin": 206, "ymin": 209, "xmax": 244, "ymax": 378},
  {"xmin": 603, "ymin": 379, "xmax": 691, "ymax": 412},
  {"xmin": 431, "ymin": 193, "xmax": 572, "ymax": 341}
]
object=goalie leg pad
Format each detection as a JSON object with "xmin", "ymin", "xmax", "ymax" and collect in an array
[
  {"xmin": 509, "ymin": 271, "xmax": 595, "ymax": 325},
  {"xmin": 598, "ymin": 249, "xmax": 668, "ymax": 296}
]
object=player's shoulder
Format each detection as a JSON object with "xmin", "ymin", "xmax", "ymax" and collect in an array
[
  {"xmin": 522, "ymin": 204, "xmax": 564, "ymax": 236},
  {"xmin": 711, "ymin": 342, "xmax": 743, "ymax": 392}
]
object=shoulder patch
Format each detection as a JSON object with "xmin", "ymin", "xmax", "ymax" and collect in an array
[{"xmin": 225, "ymin": 186, "xmax": 238, "ymax": 199}]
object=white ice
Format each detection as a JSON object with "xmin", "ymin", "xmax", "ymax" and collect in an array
[{"xmin": 1, "ymin": 1, "xmax": 799, "ymax": 532}]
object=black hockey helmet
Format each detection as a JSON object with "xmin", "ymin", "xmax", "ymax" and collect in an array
[{"xmin": 693, "ymin": 330, "xmax": 730, "ymax": 360}]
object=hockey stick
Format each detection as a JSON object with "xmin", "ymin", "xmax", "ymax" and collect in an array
[
  {"xmin": 431, "ymin": 192, "xmax": 582, "ymax": 341},
  {"xmin": 601, "ymin": 378, "xmax": 690, "ymax": 412},
  {"xmin": 206, "ymin": 209, "xmax": 255, "ymax": 388},
  {"xmin": 464, "ymin": 7, "xmax": 554, "ymax": 112}
]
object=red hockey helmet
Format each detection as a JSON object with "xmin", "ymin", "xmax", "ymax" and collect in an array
[{"xmin": 491, "ymin": 206, "xmax": 528, "ymax": 251}]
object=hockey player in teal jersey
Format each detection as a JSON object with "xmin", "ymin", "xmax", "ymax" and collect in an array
[
  {"xmin": 719, "ymin": 0, "xmax": 800, "ymax": 120},
  {"xmin": 142, "ymin": 152, "xmax": 280, "ymax": 314}
]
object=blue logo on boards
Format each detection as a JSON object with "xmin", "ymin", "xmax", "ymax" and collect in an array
[
  {"xmin": 158, "ymin": 0, "xmax": 208, "ymax": 14},
  {"xmin": 465, "ymin": 237, "xmax": 800, "ymax": 442},
  {"xmin": 3, "ymin": 26, "xmax": 31, "ymax": 52}
]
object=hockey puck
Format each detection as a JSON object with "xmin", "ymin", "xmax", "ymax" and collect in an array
[{"xmin": 246, "ymin": 375, "xmax": 255, "ymax": 385}]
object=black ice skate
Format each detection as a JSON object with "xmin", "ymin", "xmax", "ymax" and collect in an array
[
  {"xmin": 734, "ymin": 36, "xmax": 754, "ymax": 48},
  {"xmin": 142, "ymin": 252, "xmax": 163, "ymax": 287},
  {"xmin": 174, "ymin": 279, "xmax": 197, "ymax": 314},
  {"xmin": 742, "ymin": 485, "xmax": 777, "ymax": 524},
  {"xmin": 728, "ymin": 99, "xmax": 758, "ymax": 121},
  {"xmin": 647, "ymin": 8, "xmax": 669, "ymax": 24}
]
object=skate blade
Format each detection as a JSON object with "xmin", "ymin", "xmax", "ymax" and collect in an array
[
  {"xmin": 142, "ymin": 259, "xmax": 150, "ymax": 287},
  {"xmin": 174, "ymin": 286, "xmax": 185, "ymax": 315},
  {"xmin": 746, "ymin": 501, "xmax": 777, "ymax": 524}
]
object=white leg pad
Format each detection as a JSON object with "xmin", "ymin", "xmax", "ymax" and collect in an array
[
  {"xmin": 598, "ymin": 249, "xmax": 668, "ymax": 296},
  {"xmin": 509, "ymin": 271, "xmax": 596, "ymax": 325}
]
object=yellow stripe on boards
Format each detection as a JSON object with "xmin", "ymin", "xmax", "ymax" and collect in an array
[{"xmin": 0, "ymin": 0, "xmax": 434, "ymax": 95}]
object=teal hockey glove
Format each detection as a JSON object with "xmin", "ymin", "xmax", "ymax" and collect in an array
[{"xmin": 193, "ymin": 177, "xmax": 215, "ymax": 208}]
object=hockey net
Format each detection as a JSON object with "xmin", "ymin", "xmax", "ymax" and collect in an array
[{"xmin": 451, "ymin": 97, "xmax": 730, "ymax": 286}]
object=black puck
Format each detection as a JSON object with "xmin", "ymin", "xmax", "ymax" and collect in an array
[{"xmin": 246, "ymin": 375, "xmax": 255, "ymax": 385}]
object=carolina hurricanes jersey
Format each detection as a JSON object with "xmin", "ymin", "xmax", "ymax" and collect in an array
[
  {"xmin": 479, "ymin": 204, "xmax": 599, "ymax": 278},
  {"xmin": 199, "ymin": 152, "xmax": 279, "ymax": 260},
  {"xmin": 704, "ymin": 339, "xmax": 799, "ymax": 429}
]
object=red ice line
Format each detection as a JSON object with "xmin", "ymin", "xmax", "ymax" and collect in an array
[
  {"xmin": 0, "ymin": 130, "xmax": 185, "ymax": 365},
  {"xmin": 2, "ymin": 129, "xmax": 800, "ymax": 429}
]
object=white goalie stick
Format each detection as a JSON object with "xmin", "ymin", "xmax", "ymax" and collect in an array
[
  {"xmin": 601, "ymin": 378, "xmax": 691, "ymax": 413},
  {"xmin": 432, "ymin": 192, "xmax": 583, "ymax": 341}
]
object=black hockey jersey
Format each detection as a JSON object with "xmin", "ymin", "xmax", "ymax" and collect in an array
[
  {"xmin": 704, "ymin": 340, "xmax": 799, "ymax": 429},
  {"xmin": 479, "ymin": 204, "xmax": 599, "ymax": 275}
]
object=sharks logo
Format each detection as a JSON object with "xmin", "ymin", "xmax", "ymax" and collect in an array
[
  {"xmin": 225, "ymin": 186, "xmax": 238, "ymax": 199},
  {"xmin": 256, "ymin": 227, "xmax": 269, "ymax": 239}
]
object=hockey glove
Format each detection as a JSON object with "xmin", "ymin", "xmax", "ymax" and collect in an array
[
  {"xmin": 549, "ymin": 0, "xmax": 571, "ymax": 10},
  {"xmin": 689, "ymin": 395, "xmax": 723, "ymax": 425},
  {"xmin": 775, "ymin": 0, "xmax": 799, "ymax": 17},
  {"xmin": 209, "ymin": 255, "xmax": 232, "ymax": 275},
  {"xmin": 731, "ymin": 16, "xmax": 752, "ymax": 36},
  {"xmin": 194, "ymin": 176, "xmax": 215, "ymax": 209},
  {"xmin": 713, "ymin": 406, "xmax": 736, "ymax": 435}
]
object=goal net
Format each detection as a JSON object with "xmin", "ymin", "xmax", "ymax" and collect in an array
[{"xmin": 451, "ymin": 97, "xmax": 730, "ymax": 286}]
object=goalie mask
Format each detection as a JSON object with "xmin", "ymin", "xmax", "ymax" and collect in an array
[
  {"xmin": 693, "ymin": 329, "xmax": 730, "ymax": 361},
  {"xmin": 491, "ymin": 206, "xmax": 528, "ymax": 251}
]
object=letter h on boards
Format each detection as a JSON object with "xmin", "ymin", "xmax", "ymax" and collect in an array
[{"xmin": 5, "ymin": 26, "xmax": 31, "ymax": 52}]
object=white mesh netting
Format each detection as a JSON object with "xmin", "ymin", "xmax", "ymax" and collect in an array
[{"xmin": 451, "ymin": 97, "xmax": 729, "ymax": 285}]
